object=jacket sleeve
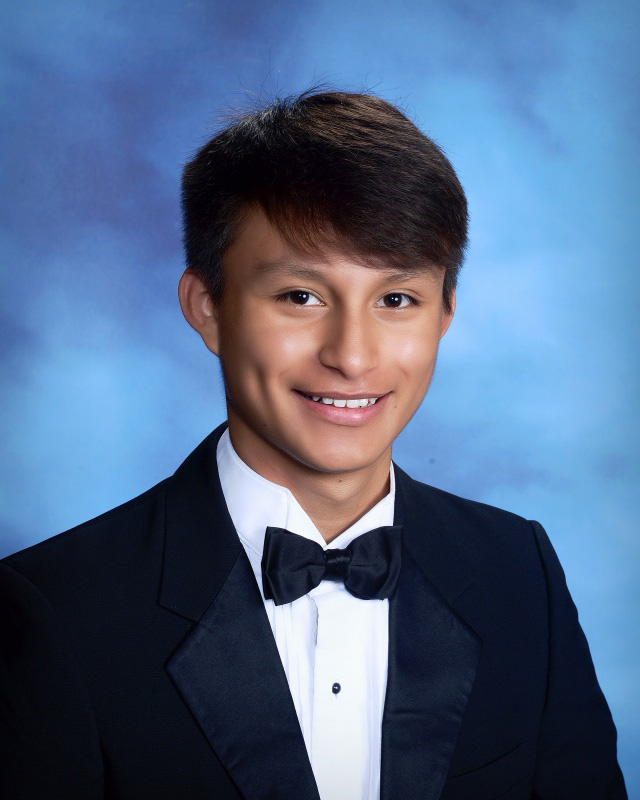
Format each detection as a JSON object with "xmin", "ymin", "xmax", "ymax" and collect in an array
[
  {"xmin": 0, "ymin": 561, "xmax": 104, "ymax": 799},
  {"xmin": 530, "ymin": 521, "xmax": 627, "ymax": 799}
]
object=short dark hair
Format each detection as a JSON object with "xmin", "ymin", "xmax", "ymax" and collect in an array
[{"xmin": 181, "ymin": 90, "xmax": 468, "ymax": 312}]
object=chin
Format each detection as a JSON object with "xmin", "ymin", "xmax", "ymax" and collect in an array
[{"xmin": 290, "ymin": 440, "xmax": 384, "ymax": 475}]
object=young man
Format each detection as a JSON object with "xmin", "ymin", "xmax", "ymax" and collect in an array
[{"xmin": 0, "ymin": 91, "xmax": 626, "ymax": 799}]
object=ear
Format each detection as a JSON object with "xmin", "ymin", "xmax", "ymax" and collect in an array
[
  {"xmin": 439, "ymin": 289, "xmax": 456, "ymax": 339},
  {"xmin": 178, "ymin": 268, "xmax": 220, "ymax": 356}
]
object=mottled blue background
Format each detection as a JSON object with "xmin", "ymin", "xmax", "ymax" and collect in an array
[{"xmin": 2, "ymin": 0, "xmax": 638, "ymax": 789}]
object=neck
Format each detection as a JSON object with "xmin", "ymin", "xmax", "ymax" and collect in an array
[
  {"xmin": 226, "ymin": 419, "xmax": 391, "ymax": 543},
  {"xmin": 285, "ymin": 463, "xmax": 391, "ymax": 543}
]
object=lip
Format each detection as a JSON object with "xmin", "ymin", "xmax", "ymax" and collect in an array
[
  {"xmin": 294, "ymin": 390, "xmax": 390, "ymax": 426},
  {"xmin": 296, "ymin": 390, "xmax": 386, "ymax": 400}
]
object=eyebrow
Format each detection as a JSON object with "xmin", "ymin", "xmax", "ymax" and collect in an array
[{"xmin": 254, "ymin": 259, "xmax": 423, "ymax": 283}]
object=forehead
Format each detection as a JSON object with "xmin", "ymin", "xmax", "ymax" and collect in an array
[
  {"xmin": 223, "ymin": 207, "xmax": 440, "ymax": 286},
  {"xmin": 253, "ymin": 258, "xmax": 425, "ymax": 286}
]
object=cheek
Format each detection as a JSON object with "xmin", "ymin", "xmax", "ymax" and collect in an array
[
  {"xmin": 257, "ymin": 319, "xmax": 316, "ymax": 366},
  {"xmin": 387, "ymin": 328, "xmax": 440, "ymax": 375},
  {"xmin": 223, "ymin": 314, "xmax": 316, "ymax": 385},
  {"xmin": 384, "ymin": 327, "xmax": 441, "ymax": 410}
]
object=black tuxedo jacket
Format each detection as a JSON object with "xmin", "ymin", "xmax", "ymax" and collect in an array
[{"xmin": 1, "ymin": 423, "xmax": 626, "ymax": 799}]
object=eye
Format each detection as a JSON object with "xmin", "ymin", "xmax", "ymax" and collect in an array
[
  {"xmin": 278, "ymin": 290, "xmax": 322, "ymax": 306},
  {"xmin": 376, "ymin": 293, "xmax": 417, "ymax": 309}
]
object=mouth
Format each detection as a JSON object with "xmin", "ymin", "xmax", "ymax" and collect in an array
[
  {"xmin": 294, "ymin": 390, "xmax": 389, "ymax": 426},
  {"xmin": 295, "ymin": 390, "xmax": 384, "ymax": 408}
]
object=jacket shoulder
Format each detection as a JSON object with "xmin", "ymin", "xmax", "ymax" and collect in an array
[
  {"xmin": 393, "ymin": 464, "xmax": 546, "ymax": 606},
  {"xmin": 2, "ymin": 478, "xmax": 171, "ymax": 596},
  {"xmin": 397, "ymin": 465, "xmax": 535, "ymax": 543}
]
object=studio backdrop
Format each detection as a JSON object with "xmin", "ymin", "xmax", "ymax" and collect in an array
[{"xmin": 1, "ymin": 0, "xmax": 638, "ymax": 791}]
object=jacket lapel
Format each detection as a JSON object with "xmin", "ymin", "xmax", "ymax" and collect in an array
[
  {"xmin": 159, "ymin": 424, "xmax": 320, "ymax": 800},
  {"xmin": 381, "ymin": 465, "xmax": 482, "ymax": 800}
]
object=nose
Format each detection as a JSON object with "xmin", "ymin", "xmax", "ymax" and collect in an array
[{"xmin": 318, "ymin": 308, "xmax": 379, "ymax": 379}]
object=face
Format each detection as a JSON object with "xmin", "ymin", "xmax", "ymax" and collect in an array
[{"xmin": 183, "ymin": 208, "xmax": 454, "ymax": 485}]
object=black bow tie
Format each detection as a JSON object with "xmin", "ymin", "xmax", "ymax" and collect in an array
[{"xmin": 261, "ymin": 525, "xmax": 402, "ymax": 606}]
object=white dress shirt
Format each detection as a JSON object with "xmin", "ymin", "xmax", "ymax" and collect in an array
[{"xmin": 216, "ymin": 428, "xmax": 395, "ymax": 800}]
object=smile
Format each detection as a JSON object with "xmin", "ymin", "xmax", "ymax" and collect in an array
[
  {"xmin": 294, "ymin": 390, "xmax": 388, "ymax": 426},
  {"xmin": 298, "ymin": 392, "xmax": 379, "ymax": 408}
]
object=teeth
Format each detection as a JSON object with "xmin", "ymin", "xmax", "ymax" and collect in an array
[{"xmin": 307, "ymin": 394, "xmax": 379, "ymax": 406}]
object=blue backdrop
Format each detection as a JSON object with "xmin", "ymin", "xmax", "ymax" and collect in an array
[{"xmin": 2, "ymin": 0, "xmax": 638, "ymax": 790}]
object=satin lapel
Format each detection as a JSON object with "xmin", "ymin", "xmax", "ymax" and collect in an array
[
  {"xmin": 167, "ymin": 549, "xmax": 319, "ymax": 800},
  {"xmin": 381, "ymin": 466, "xmax": 482, "ymax": 800},
  {"xmin": 160, "ymin": 423, "xmax": 319, "ymax": 800}
]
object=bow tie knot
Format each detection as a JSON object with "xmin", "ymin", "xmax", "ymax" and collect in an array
[
  {"xmin": 261, "ymin": 525, "xmax": 402, "ymax": 606},
  {"xmin": 323, "ymin": 547, "xmax": 352, "ymax": 581}
]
